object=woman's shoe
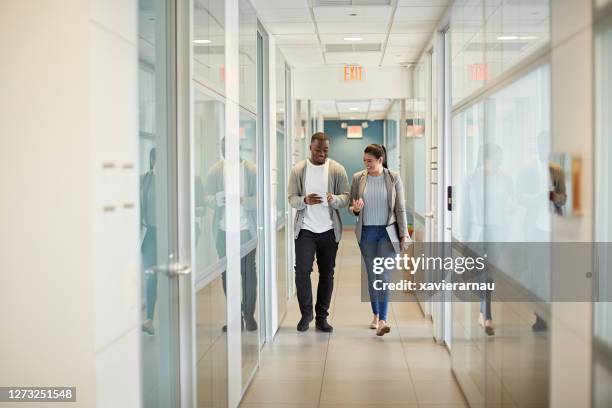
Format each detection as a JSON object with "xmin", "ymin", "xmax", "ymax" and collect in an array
[
  {"xmin": 376, "ymin": 321, "xmax": 391, "ymax": 336},
  {"xmin": 484, "ymin": 320, "xmax": 495, "ymax": 336},
  {"xmin": 370, "ymin": 315, "xmax": 379, "ymax": 329}
]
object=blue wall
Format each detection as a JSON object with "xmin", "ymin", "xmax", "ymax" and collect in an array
[{"xmin": 324, "ymin": 120, "xmax": 384, "ymax": 226}]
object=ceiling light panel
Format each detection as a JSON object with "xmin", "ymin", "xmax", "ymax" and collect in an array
[{"xmin": 320, "ymin": 33, "xmax": 387, "ymax": 43}]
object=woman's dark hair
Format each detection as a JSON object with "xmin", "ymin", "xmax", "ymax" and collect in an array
[{"xmin": 364, "ymin": 144, "xmax": 388, "ymax": 169}]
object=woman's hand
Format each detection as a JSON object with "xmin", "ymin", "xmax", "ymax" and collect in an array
[
  {"xmin": 352, "ymin": 198, "xmax": 364, "ymax": 213},
  {"xmin": 400, "ymin": 236, "xmax": 411, "ymax": 252}
]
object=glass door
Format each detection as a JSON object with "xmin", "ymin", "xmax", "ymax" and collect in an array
[{"xmin": 138, "ymin": 0, "xmax": 187, "ymax": 407}]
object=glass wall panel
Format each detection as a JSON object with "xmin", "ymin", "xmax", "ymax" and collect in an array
[
  {"xmin": 193, "ymin": 89, "xmax": 228, "ymax": 408},
  {"xmin": 483, "ymin": 65, "xmax": 551, "ymax": 408},
  {"xmin": 594, "ymin": 17, "xmax": 612, "ymax": 408},
  {"xmin": 239, "ymin": 0, "xmax": 256, "ymax": 113},
  {"xmin": 193, "ymin": 0, "xmax": 226, "ymax": 95},
  {"xmin": 238, "ymin": 110, "xmax": 259, "ymax": 385},
  {"xmin": 276, "ymin": 49, "xmax": 288, "ymax": 323},
  {"xmin": 196, "ymin": 276, "xmax": 227, "ymax": 408},
  {"xmin": 452, "ymin": 0, "xmax": 550, "ymax": 105},
  {"xmin": 451, "ymin": 65, "xmax": 552, "ymax": 408},
  {"xmin": 138, "ymin": 1, "xmax": 180, "ymax": 406},
  {"xmin": 450, "ymin": 102, "xmax": 485, "ymax": 408}
]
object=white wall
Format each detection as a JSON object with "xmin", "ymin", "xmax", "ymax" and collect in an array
[
  {"xmin": 293, "ymin": 66, "xmax": 412, "ymax": 100},
  {"xmin": 0, "ymin": 1, "xmax": 140, "ymax": 407}
]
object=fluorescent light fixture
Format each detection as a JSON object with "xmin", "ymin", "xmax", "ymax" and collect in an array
[
  {"xmin": 344, "ymin": 37, "xmax": 363, "ymax": 41},
  {"xmin": 519, "ymin": 36, "xmax": 538, "ymax": 40},
  {"xmin": 497, "ymin": 36, "xmax": 518, "ymax": 40},
  {"xmin": 279, "ymin": 108, "xmax": 285, "ymax": 112},
  {"xmin": 193, "ymin": 39, "xmax": 212, "ymax": 44},
  {"xmin": 348, "ymin": 107, "xmax": 358, "ymax": 111}
]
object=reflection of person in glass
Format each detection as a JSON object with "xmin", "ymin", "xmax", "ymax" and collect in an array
[
  {"xmin": 141, "ymin": 147, "xmax": 157, "ymax": 335},
  {"xmin": 204, "ymin": 139, "xmax": 258, "ymax": 332},
  {"xmin": 288, "ymin": 133, "xmax": 350, "ymax": 333},
  {"xmin": 517, "ymin": 131, "xmax": 566, "ymax": 332},
  {"xmin": 462, "ymin": 143, "xmax": 515, "ymax": 336}
]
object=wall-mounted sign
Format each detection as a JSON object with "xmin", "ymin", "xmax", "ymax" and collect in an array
[
  {"xmin": 347, "ymin": 125, "xmax": 363, "ymax": 138},
  {"xmin": 343, "ymin": 65, "xmax": 363, "ymax": 81}
]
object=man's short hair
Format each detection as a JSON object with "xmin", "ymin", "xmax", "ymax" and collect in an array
[{"xmin": 311, "ymin": 132, "xmax": 329, "ymax": 144}]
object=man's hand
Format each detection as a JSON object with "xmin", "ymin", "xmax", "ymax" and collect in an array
[
  {"xmin": 352, "ymin": 198, "xmax": 364, "ymax": 213},
  {"xmin": 326, "ymin": 192, "xmax": 334, "ymax": 205},
  {"xmin": 304, "ymin": 193, "xmax": 323, "ymax": 205}
]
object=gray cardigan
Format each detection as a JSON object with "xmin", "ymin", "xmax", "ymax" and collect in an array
[
  {"xmin": 288, "ymin": 159, "xmax": 350, "ymax": 242},
  {"xmin": 348, "ymin": 168, "xmax": 408, "ymax": 243}
]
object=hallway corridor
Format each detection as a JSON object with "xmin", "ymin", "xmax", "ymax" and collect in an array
[{"xmin": 240, "ymin": 233, "xmax": 467, "ymax": 408}]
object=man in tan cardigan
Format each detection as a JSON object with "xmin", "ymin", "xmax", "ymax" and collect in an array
[{"xmin": 288, "ymin": 132, "xmax": 350, "ymax": 332}]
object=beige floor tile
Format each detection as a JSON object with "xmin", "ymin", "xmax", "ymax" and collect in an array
[
  {"xmin": 320, "ymin": 379, "xmax": 417, "ymax": 405},
  {"xmin": 413, "ymin": 379, "xmax": 467, "ymax": 405},
  {"xmin": 323, "ymin": 360, "xmax": 411, "ymax": 381},
  {"xmin": 241, "ymin": 379, "xmax": 321, "ymax": 404},
  {"xmin": 255, "ymin": 359, "xmax": 325, "ymax": 381},
  {"xmin": 240, "ymin": 403, "xmax": 318, "ymax": 408}
]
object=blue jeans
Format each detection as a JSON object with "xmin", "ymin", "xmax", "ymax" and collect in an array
[{"xmin": 359, "ymin": 225, "xmax": 396, "ymax": 321}]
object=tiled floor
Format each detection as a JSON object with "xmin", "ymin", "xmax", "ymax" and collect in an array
[{"xmin": 240, "ymin": 234, "xmax": 468, "ymax": 408}]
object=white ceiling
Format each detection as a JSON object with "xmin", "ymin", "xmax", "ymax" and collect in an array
[
  {"xmin": 313, "ymin": 99, "xmax": 394, "ymax": 120},
  {"xmin": 251, "ymin": 0, "xmax": 452, "ymax": 67}
]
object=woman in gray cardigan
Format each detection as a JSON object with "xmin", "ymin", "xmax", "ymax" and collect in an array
[{"xmin": 349, "ymin": 144, "xmax": 410, "ymax": 336}]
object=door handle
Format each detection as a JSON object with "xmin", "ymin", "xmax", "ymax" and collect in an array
[{"xmin": 146, "ymin": 263, "xmax": 192, "ymax": 278}]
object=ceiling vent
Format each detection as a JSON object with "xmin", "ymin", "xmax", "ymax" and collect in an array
[
  {"xmin": 324, "ymin": 43, "xmax": 382, "ymax": 53},
  {"xmin": 313, "ymin": 0, "xmax": 392, "ymax": 6}
]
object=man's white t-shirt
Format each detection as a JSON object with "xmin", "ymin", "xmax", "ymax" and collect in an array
[{"xmin": 302, "ymin": 159, "xmax": 333, "ymax": 233}]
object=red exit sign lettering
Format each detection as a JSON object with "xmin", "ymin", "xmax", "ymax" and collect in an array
[{"xmin": 343, "ymin": 65, "xmax": 363, "ymax": 81}]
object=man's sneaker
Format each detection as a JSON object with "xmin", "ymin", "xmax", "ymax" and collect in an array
[
  {"xmin": 315, "ymin": 318, "xmax": 333, "ymax": 333},
  {"xmin": 297, "ymin": 316, "xmax": 313, "ymax": 332}
]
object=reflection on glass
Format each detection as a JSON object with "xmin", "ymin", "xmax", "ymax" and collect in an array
[
  {"xmin": 193, "ymin": 0, "xmax": 225, "ymax": 93},
  {"xmin": 139, "ymin": 0, "xmax": 179, "ymax": 406},
  {"xmin": 276, "ymin": 48, "xmax": 288, "ymax": 322},
  {"xmin": 451, "ymin": 0, "xmax": 551, "ymax": 105},
  {"xmin": 239, "ymin": 111, "xmax": 259, "ymax": 386},
  {"xmin": 193, "ymin": 90, "xmax": 228, "ymax": 407},
  {"xmin": 594, "ymin": 19, "xmax": 612, "ymax": 408},
  {"xmin": 240, "ymin": 0, "xmax": 256, "ymax": 112},
  {"xmin": 451, "ymin": 66, "xmax": 553, "ymax": 408}
]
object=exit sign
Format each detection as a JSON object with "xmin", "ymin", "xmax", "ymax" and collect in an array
[{"xmin": 343, "ymin": 65, "xmax": 363, "ymax": 81}]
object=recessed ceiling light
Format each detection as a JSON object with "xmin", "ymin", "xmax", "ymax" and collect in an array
[
  {"xmin": 519, "ymin": 36, "xmax": 538, "ymax": 40},
  {"xmin": 349, "ymin": 107, "xmax": 358, "ymax": 111},
  {"xmin": 497, "ymin": 36, "xmax": 518, "ymax": 40},
  {"xmin": 344, "ymin": 37, "xmax": 363, "ymax": 42},
  {"xmin": 193, "ymin": 39, "xmax": 212, "ymax": 44}
]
